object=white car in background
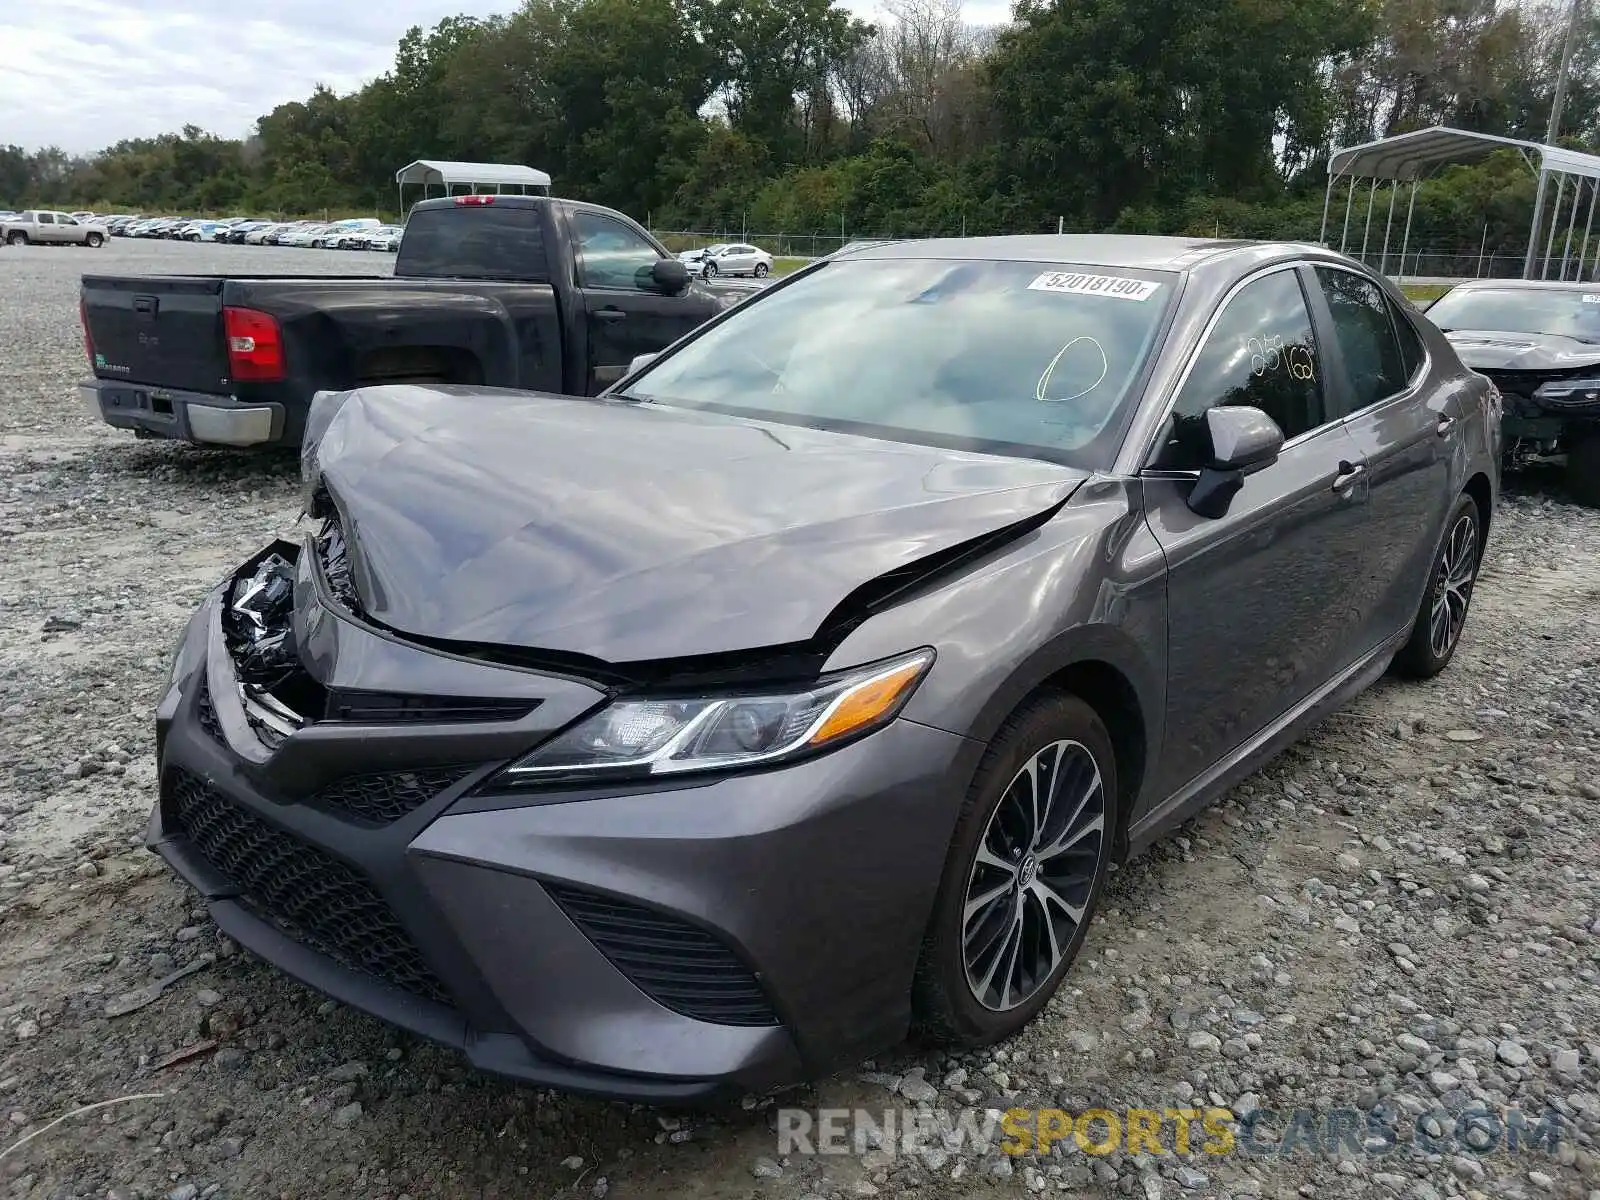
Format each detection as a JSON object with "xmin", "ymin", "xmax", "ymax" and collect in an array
[
  {"xmin": 681, "ymin": 242, "xmax": 773, "ymax": 278},
  {"xmin": 363, "ymin": 225, "xmax": 404, "ymax": 251},
  {"xmin": 280, "ymin": 225, "xmax": 333, "ymax": 248}
]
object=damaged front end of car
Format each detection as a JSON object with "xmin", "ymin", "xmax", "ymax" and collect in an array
[{"xmin": 223, "ymin": 546, "xmax": 311, "ymax": 746}]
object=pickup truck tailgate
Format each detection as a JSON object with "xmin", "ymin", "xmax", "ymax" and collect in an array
[{"xmin": 82, "ymin": 276, "xmax": 231, "ymax": 393}]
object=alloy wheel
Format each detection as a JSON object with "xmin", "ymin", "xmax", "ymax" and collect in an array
[
  {"xmin": 962, "ymin": 739, "xmax": 1106, "ymax": 1011},
  {"xmin": 1429, "ymin": 512, "xmax": 1478, "ymax": 659}
]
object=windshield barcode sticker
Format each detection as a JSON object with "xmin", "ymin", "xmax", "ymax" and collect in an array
[
  {"xmin": 1583, "ymin": 294, "xmax": 1600, "ymax": 303},
  {"xmin": 1027, "ymin": 272, "xmax": 1161, "ymax": 302}
]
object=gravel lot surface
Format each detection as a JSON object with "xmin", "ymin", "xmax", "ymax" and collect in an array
[{"xmin": 0, "ymin": 240, "xmax": 1596, "ymax": 1200}]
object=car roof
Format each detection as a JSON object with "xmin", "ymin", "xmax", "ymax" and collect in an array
[
  {"xmin": 838, "ymin": 234, "xmax": 1268, "ymax": 271},
  {"xmin": 1445, "ymin": 278, "xmax": 1596, "ymax": 293}
]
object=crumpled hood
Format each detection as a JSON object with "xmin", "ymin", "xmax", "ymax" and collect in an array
[
  {"xmin": 304, "ymin": 385, "xmax": 1087, "ymax": 663},
  {"xmin": 1444, "ymin": 329, "xmax": 1600, "ymax": 372}
]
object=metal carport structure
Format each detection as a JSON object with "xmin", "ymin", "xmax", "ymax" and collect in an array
[
  {"xmin": 395, "ymin": 160, "xmax": 553, "ymax": 213},
  {"xmin": 1319, "ymin": 125, "xmax": 1600, "ymax": 281}
]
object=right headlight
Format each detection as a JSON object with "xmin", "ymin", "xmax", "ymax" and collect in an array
[{"xmin": 498, "ymin": 649, "xmax": 934, "ymax": 785}]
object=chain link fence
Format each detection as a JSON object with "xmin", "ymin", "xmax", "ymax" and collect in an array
[{"xmin": 653, "ymin": 227, "xmax": 1600, "ymax": 282}]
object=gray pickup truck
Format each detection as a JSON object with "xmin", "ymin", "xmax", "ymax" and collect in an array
[{"xmin": 3, "ymin": 211, "xmax": 109, "ymax": 247}]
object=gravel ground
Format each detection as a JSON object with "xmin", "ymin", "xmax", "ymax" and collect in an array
[{"xmin": 0, "ymin": 240, "xmax": 1596, "ymax": 1200}]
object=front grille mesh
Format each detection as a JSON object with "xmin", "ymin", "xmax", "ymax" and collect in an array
[
  {"xmin": 167, "ymin": 769, "xmax": 452, "ymax": 1005},
  {"xmin": 311, "ymin": 767, "xmax": 470, "ymax": 825},
  {"xmin": 546, "ymin": 884, "xmax": 779, "ymax": 1027},
  {"xmin": 196, "ymin": 679, "xmax": 225, "ymax": 746}
]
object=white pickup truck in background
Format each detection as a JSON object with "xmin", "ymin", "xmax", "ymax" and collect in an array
[{"xmin": 2, "ymin": 210, "xmax": 109, "ymax": 247}]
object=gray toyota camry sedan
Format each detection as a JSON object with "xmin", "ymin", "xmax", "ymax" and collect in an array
[{"xmin": 150, "ymin": 235, "xmax": 1500, "ymax": 1102}]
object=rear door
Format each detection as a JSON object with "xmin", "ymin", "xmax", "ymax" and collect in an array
[
  {"xmin": 83, "ymin": 277, "xmax": 231, "ymax": 393},
  {"xmin": 1308, "ymin": 264, "xmax": 1457, "ymax": 645},
  {"xmin": 568, "ymin": 208, "xmax": 705, "ymax": 393},
  {"xmin": 34, "ymin": 212, "xmax": 59, "ymax": 243}
]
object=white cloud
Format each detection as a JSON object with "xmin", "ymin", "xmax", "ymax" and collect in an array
[
  {"xmin": 1, "ymin": 0, "xmax": 1012, "ymax": 155},
  {"xmin": 0, "ymin": 0, "xmax": 524, "ymax": 154}
]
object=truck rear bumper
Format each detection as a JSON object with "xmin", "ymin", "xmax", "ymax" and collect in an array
[{"xmin": 80, "ymin": 380, "xmax": 283, "ymax": 447}]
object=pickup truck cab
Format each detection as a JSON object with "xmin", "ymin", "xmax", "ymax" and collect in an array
[
  {"xmin": 5, "ymin": 211, "xmax": 108, "ymax": 247},
  {"xmin": 78, "ymin": 195, "xmax": 723, "ymax": 447}
]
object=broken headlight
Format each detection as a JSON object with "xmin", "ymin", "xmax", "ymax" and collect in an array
[
  {"xmin": 501, "ymin": 649, "xmax": 934, "ymax": 783},
  {"xmin": 225, "ymin": 553, "xmax": 299, "ymax": 687}
]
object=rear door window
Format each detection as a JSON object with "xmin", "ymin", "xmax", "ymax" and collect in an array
[{"xmin": 1313, "ymin": 267, "xmax": 1408, "ymax": 411}]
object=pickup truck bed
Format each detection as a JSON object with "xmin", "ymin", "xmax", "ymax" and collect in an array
[{"xmin": 79, "ymin": 196, "xmax": 724, "ymax": 448}]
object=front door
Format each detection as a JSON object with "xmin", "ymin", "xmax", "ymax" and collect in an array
[
  {"xmin": 569, "ymin": 209, "xmax": 708, "ymax": 393},
  {"xmin": 1141, "ymin": 264, "xmax": 1375, "ymax": 799}
]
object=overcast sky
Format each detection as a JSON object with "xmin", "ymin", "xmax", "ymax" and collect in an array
[{"xmin": 2, "ymin": 0, "xmax": 1011, "ymax": 155}]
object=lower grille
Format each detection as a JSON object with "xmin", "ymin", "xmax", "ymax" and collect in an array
[
  {"xmin": 166, "ymin": 769, "xmax": 451, "ymax": 1005},
  {"xmin": 312, "ymin": 767, "xmax": 470, "ymax": 825},
  {"xmin": 547, "ymin": 884, "xmax": 779, "ymax": 1027},
  {"xmin": 195, "ymin": 680, "xmax": 225, "ymax": 746}
]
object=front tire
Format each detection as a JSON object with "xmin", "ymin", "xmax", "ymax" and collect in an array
[
  {"xmin": 913, "ymin": 692, "xmax": 1116, "ymax": 1047},
  {"xmin": 86, "ymin": 233, "xmax": 103, "ymax": 247},
  {"xmin": 1567, "ymin": 431, "xmax": 1600, "ymax": 508},
  {"xmin": 703, "ymin": 260, "xmax": 718, "ymax": 278},
  {"xmin": 1392, "ymin": 494, "xmax": 1481, "ymax": 679},
  {"xmin": 6, "ymin": 232, "xmax": 26, "ymax": 246}
]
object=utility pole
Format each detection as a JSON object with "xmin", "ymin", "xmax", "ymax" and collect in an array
[
  {"xmin": 1550, "ymin": 0, "xmax": 1585, "ymax": 144},
  {"xmin": 1528, "ymin": 0, "xmax": 1585, "ymax": 276}
]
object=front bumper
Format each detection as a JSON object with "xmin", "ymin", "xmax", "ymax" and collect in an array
[
  {"xmin": 81, "ymin": 380, "xmax": 283, "ymax": 447},
  {"xmin": 149, "ymin": 545, "xmax": 977, "ymax": 1100}
]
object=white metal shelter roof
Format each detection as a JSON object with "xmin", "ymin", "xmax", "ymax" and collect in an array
[
  {"xmin": 394, "ymin": 160, "xmax": 553, "ymax": 189},
  {"xmin": 1321, "ymin": 126, "xmax": 1600, "ymax": 280}
]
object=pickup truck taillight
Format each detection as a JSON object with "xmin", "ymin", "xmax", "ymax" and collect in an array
[
  {"xmin": 223, "ymin": 306, "xmax": 286, "ymax": 383},
  {"xmin": 79, "ymin": 296, "xmax": 94, "ymax": 367}
]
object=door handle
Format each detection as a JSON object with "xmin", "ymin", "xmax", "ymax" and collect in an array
[
  {"xmin": 594, "ymin": 308, "xmax": 627, "ymax": 322},
  {"xmin": 1331, "ymin": 461, "xmax": 1366, "ymax": 494},
  {"xmin": 1435, "ymin": 414, "xmax": 1457, "ymax": 437}
]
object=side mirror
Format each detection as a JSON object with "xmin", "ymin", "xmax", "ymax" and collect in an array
[
  {"xmin": 651, "ymin": 258, "xmax": 690, "ymax": 296},
  {"xmin": 626, "ymin": 352, "xmax": 658, "ymax": 376},
  {"xmin": 1186, "ymin": 406, "xmax": 1285, "ymax": 518}
]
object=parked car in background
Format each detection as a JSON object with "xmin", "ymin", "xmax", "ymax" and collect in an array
[
  {"xmin": 2, "ymin": 210, "xmax": 108, "ymax": 246},
  {"xmin": 79, "ymin": 194, "xmax": 727, "ymax": 448},
  {"xmin": 244, "ymin": 224, "xmax": 283, "ymax": 245},
  {"xmin": 144, "ymin": 235, "xmax": 1497, "ymax": 1099},
  {"xmin": 364, "ymin": 224, "xmax": 404, "ymax": 252},
  {"xmin": 685, "ymin": 242, "xmax": 773, "ymax": 278},
  {"xmin": 1424, "ymin": 278, "xmax": 1600, "ymax": 507},
  {"xmin": 180, "ymin": 220, "xmax": 227, "ymax": 242}
]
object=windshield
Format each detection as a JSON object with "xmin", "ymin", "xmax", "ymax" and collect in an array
[
  {"xmin": 1427, "ymin": 287, "xmax": 1600, "ymax": 343},
  {"xmin": 623, "ymin": 257, "xmax": 1175, "ymax": 466}
]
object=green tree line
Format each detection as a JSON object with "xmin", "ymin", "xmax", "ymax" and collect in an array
[{"xmin": 3, "ymin": 0, "xmax": 1600, "ymax": 257}]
